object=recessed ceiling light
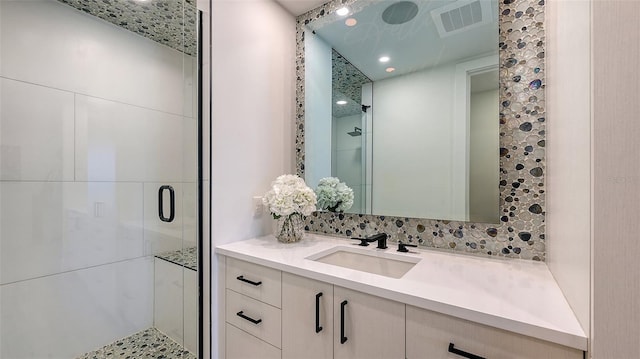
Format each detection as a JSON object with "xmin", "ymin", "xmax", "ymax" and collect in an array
[
  {"xmin": 336, "ymin": 100, "xmax": 348, "ymax": 105},
  {"xmin": 385, "ymin": 67, "xmax": 396, "ymax": 73},
  {"xmin": 345, "ymin": 18, "xmax": 357, "ymax": 26},
  {"xmin": 336, "ymin": 7, "xmax": 349, "ymax": 16},
  {"xmin": 379, "ymin": 56, "xmax": 390, "ymax": 63}
]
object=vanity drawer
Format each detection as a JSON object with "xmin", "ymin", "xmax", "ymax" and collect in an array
[
  {"xmin": 226, "ymin": 323, "xmax": 281, "ymax": 359},
  {"xmin": 226, "ymin": 257, "xmax": 281, "ymax": 308},
  {"xmin": 406, "ymin": 306, "xmax": 583, "ymax": 359},
  {"xmin": 226, "ymin": 289, "xmax": 282, "ymax": 348}
]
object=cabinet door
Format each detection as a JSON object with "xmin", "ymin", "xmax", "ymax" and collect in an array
[
  {"xmin": 333, "ymin": 286, "xmax": 405, "ymax": 359},
  {"xmin": 406, "ymin": 305, "xmax": 583, "ymax": 359},
  {"xmin": 282, "ymin": 273, "xmax": 334, "ymax": 359}
]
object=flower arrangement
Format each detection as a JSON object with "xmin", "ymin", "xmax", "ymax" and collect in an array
[
  {"xmin": 262, "ymin": 174, "xmax": 316, "ymax": 243},
  {"xmin": 262, "ymin": 174, "xmax": 317, "ymax": 218},
  {"xmin": 315, "ymin": 177, "xmax": 354, "ymax": 213}
]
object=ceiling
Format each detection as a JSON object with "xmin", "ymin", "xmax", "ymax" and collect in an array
[
  {"xmin": 307, "ymin": 0, "xmax": 498, "ymax": 81},
  {"xmin": 275, "ymin": 0, "xmax": 328, "ymax": 16}
]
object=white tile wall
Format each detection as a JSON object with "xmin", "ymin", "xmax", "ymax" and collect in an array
[
  {"xmin": 0, "ymin": 78, "xmax": 75, "ymax": 181},
  {"xmin": 153, "ymin": 259, "xmax": 198, "ymax": 354},
  {"xmin": 0, "ymin": 181, "xmax": 144, "ymax": 284},
  {"xmin": 335, "ymin": 149, "xmax": 363, "ymax": 186},
  {"xmin": 75, "ymin": 95, "xmax": 196, "ymax": 183},
  {"xmin": 154, "ymin": 258, "xmax": 185, "ymax": 346},
  {"xmin": 184, "ymin": 266, "xmax": 198, "ymax": 354},
  {"xmin": 0, "ymin": 257, "xmax": 153, "ymax": 359},
  {"xmin": 0, "ymin": 1, "xmax": 199, "ymax": 355},
  {"xmin": 0, "ymin": 0, "xmax": 192, "ymax": 117},
  {"xmin": 182, "ymin": 182, "xmax": 199, "ymax": 249},
  {"xmin": 334, "ymin": 114, "xmax": 364, "ymax": 213}
]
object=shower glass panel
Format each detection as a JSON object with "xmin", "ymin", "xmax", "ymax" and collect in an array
[{"xmin": 0, "ymin": 0, "xmax": 201, "ymax": 358}]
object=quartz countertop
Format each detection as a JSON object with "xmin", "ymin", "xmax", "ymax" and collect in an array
[{"xmin": 215, "ymin": 234, "xmax": 587, "ymax": 351}]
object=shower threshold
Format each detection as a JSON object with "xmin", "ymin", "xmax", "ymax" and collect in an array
[{"xmin": 76, "ymin": 327, "xmax": 195, "ymax": 359}]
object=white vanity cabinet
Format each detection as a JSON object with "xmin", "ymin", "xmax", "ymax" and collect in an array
[
  {"xmin": 220, "ymin": 249, "xmax": 586, "ymax": 359},
  {"xmin": 406, "ymin": 306, "xmax": 583, "ymax": 359},
  {"xmin": 281, "ymin": 273, "xmax": 405, "ymax": 359},
  {"xmin": 225, "ymin": 258, "xmax": 282, "ymax": 359}
]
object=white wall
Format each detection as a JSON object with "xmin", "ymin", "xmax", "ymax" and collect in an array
[
  {"xmin": 210, "ymin": 0, "xmax": 295, "ymax": 357},
  {"xmin": 546, "ymin": 0, "xmax": 591, "ymax": 338},
  {"xmin": 304, "ymin": 30, "xmax": 333, "ymax": 189},
  {"xmin": 469, "ymin": 88, "xmax": 499, "ymax": 223},
  {"xmin": 591, "ymin": 1, "xmax": 640, "ymax": 358},
  {"xmin": 0, "ymin": 1, "xmax": 196, "ymax": 357},
  {"xmin": 372, "ymin": 63, "xmax": 456, "ymax": 219},
  {"xmin": 547, "ymin": 2, "xmax": 640, "ymax": 358}
]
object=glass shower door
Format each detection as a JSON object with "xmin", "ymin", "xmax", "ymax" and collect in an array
[{"xmin": 0, "ymin": 0, "xmax": 201, "ymax": 357}]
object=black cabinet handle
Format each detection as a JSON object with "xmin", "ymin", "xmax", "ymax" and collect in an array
[
  {"xmin": 158, "ymin": 185, "xmax": 175, "ymax": 222},
  {"xmin": 340, "ymin": 300, "xmax": 348, "ymax": 344},
  {"xmin": 397, "ymin": 243, "xmax": 418, "ymax": 252},
  {"xmin": 236, "ymin": 275, "xmax": 262, "ymax": 286},
  {"xmin": 448, "ymin": 343, "xmax": 485, "ymax": 359},
  {"xmin": 236, "ymin": 311, "xmax": 262, "ymax": 325},
  {"xmin": 315, "ymin": 292, "xmax": 323, "ymax": 333}
]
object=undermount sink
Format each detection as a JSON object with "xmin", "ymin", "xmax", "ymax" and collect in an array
[{"xmin": 306, "ymin": 246, "xmax": 420, "ymax": 279}]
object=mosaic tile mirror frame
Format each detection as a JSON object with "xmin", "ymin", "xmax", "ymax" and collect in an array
[{"xmin": 295, "ymin": 0, "xmax": 546, "ymax": 261}]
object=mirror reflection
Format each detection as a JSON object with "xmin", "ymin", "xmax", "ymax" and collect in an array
[{"xmin": 304, "ymin": 0, "xmax": 500, "ymax": 223}]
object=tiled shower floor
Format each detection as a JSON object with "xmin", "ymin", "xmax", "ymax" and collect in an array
[{"xmin": 76, "ymin": 327, "xmax": 196, "ymax": 359}]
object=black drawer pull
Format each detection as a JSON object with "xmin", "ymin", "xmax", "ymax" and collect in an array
[
  {"xmin": 315, "ymin": 292, "xmax": 323, "ymax": 333},
  {"xmin": 448, "ymin": 343, "xmax": 485, "ymax": 359},
  {"xmin": 340, "ymin": 300, "xmax": 348, "ymax": 344},
  {"xmin": 236, "ymin": 275, "xmax": 262, "ymax": 286},
  {"xmin": 236, "ymin": 311, "xmax": 262, "ymax": 325}
]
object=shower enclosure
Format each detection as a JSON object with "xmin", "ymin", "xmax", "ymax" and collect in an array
[{"xmin": 0, "ymin": 0, "xmax": 208, "ymax": 357}]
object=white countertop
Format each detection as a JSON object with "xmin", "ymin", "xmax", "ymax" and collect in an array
[{"xmin": 215, "ymin": 234, "xmax": 587, "ymax": 351}]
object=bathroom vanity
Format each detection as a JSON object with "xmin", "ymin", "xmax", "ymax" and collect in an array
[{"xmin": 216, "ymin": 234, "xmax": 586, "ymax": 359}]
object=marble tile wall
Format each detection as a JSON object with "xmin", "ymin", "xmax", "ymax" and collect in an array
[
  {"xmin": 0, "ymin": 1, "xmax": 197, "ymax": 357},
  {"xmin": 296, "ymin": 0, "xmax": 546, "ymax": 261}
]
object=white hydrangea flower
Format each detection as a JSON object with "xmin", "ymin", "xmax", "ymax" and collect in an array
[
  {"xmin": 263, "ymin": 174, "xmax": 317, "ymax": 218},
  {"xmin": 315, "ymin": 177, "xmax": 354, "ymax": 212}
]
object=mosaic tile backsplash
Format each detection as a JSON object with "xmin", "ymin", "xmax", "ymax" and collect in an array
[
  {"xmin": 296, "ymin": 0, "xmax": 546, "ymax": 261},
  {"xmin": 57, "ymin": 0, "xmax": 197, "ymax": 56}
]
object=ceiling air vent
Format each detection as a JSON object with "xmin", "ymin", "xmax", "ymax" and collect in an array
[{"xmin": 431, "ymin": 0, "xmax": 493, "ymax": 38}]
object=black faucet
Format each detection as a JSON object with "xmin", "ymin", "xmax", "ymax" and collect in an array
[
  {"xmin": 368, "ymin": 233, "xmax": 388, "ymax": 249},
  {"xmin": 351, "ymin": 233, "xmax": 388, "ymax": 249}
]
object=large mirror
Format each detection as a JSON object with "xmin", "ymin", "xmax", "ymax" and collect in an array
[{"xmin": 304, "ymin": 0, "xmax": 500, "ymax": 223}]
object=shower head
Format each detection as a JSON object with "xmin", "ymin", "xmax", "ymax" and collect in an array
[{"xmin": 347, "ymin": 127, "xmax": 362, "ymax": 137}]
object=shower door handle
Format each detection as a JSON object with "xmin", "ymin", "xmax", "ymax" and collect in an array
[{"xmin": 158, "ymin": 185, "xmax": 175, "ymax": 222}]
